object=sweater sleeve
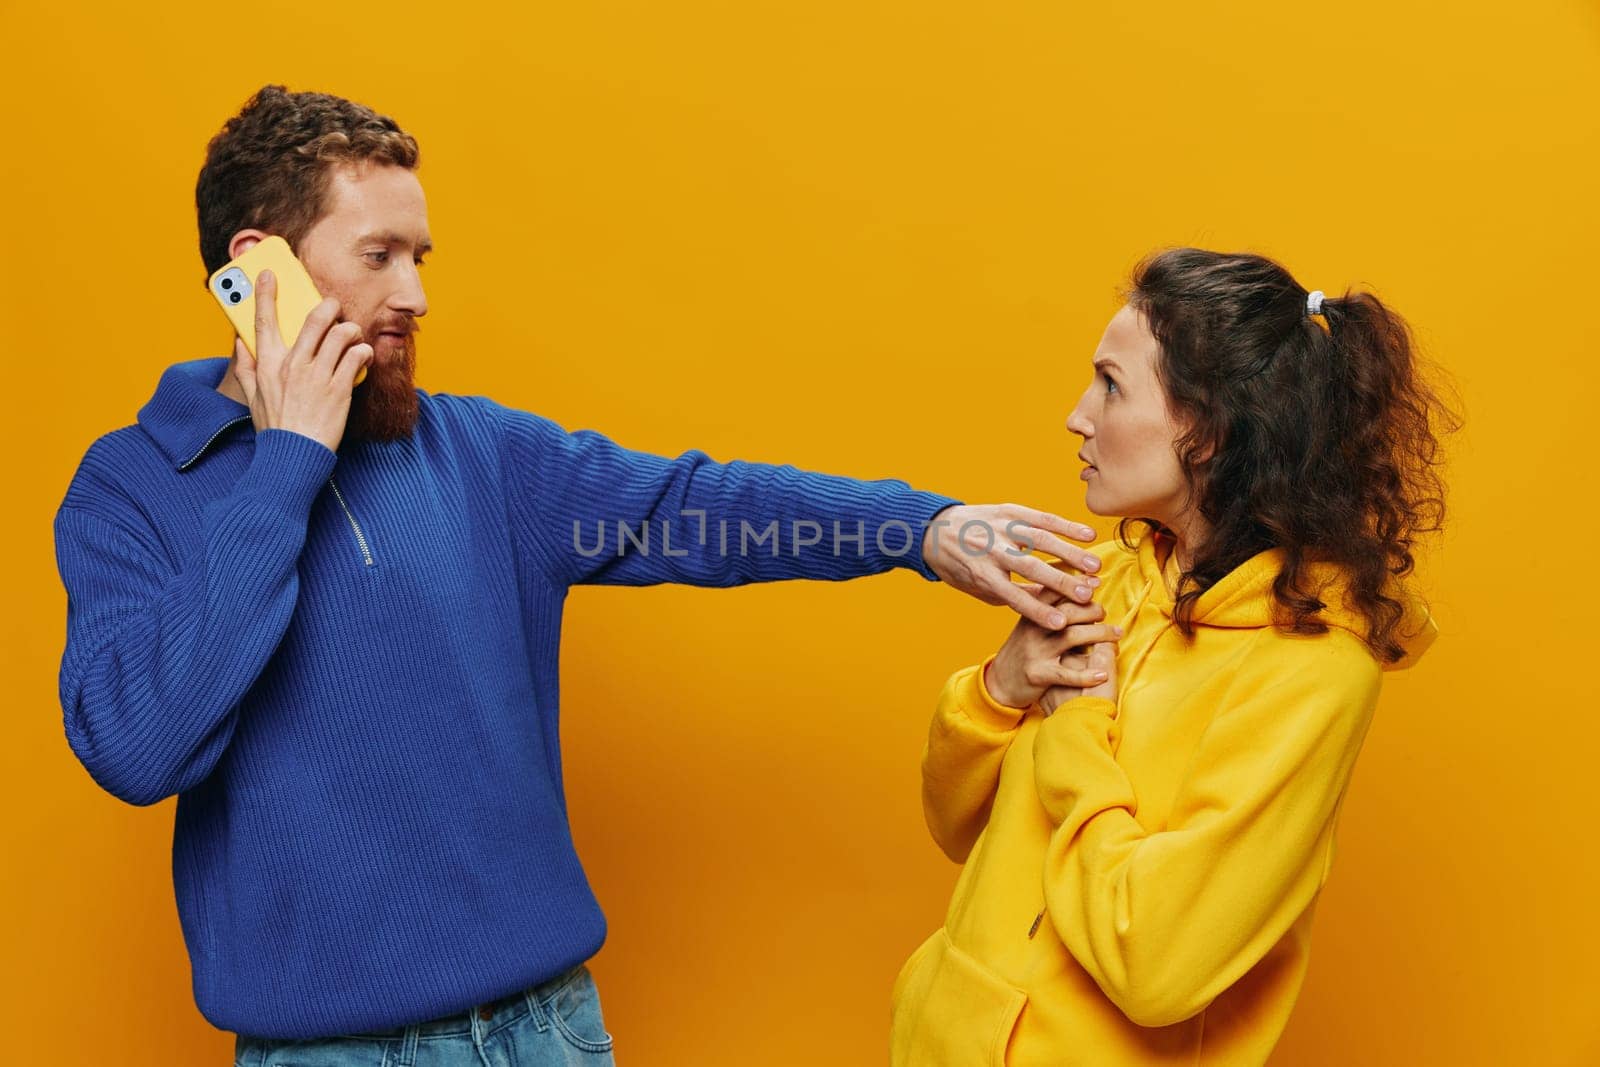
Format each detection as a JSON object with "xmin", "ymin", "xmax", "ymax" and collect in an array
[
  {"xmin": 1030, "ymin": 635, "xmax": 1381, "ymax": 1029},
  {"xmin": 920, "ymin": 655, "xmax": 1030, "ymax": 864},
  {"xmin": 52, "ymin": 429, "xmax": 337, "ymax": 806},
  {"xmin": 488, "ymin": 400, "xmax": 962, "ymax": 588}
]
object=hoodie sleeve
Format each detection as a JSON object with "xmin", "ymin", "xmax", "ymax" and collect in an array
[
  {"xmin": 53, "ymin": 429, "xmax": 336, "ymax": 806},
  {"xmin": 1030, "ymin": 632, "xmax": 1382, "ymax": 1029},
  {"xmin": 920, "ymin": 655, "xmax": 1030, "ymax": 863},
  {"xmin": 489, "ymin": 400, "xmax": 961, "ymax": 588}
]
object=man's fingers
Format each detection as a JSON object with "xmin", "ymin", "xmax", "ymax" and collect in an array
[
  {"xmin": 334, "ymin": 341, "xmax": 373, "ymax": 388},
  {"xmin": 288, "ymin": 297, "xmax": 343, "ymax": 364},
  {"xmin": 997, "ymin": 578, "xmax": 1068, "ymax": 629},
  {"xmin": 1008, "ymin": 552, "xmax": 1097, "ymax": 605},
  {"xmin": 1002, "ymin": 505, "xmax": 1096, "ymax": 546},
  {"xmin": 1012, "ymin": 527, "xmax": 1105, "ymax": 575},
  {"xmin": 315, "ymin": 320, "xmax": 366, "ymax": 373},
  {"xmin": 1021, "ymin": 579, "xmax": 1107, "ymax": 621},
  {"xmin": 253, "ymin": 268, "xmax": 281, "ymax": 353}
]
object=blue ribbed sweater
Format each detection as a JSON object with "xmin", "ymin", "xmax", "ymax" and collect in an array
[{"xmin": 52, "ymin": 356, "xmax": 962, "ymax": 1039}]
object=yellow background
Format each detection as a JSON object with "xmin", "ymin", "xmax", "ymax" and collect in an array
[{"xmin": 4, "ymin": 1, "xmax": 1597, "ymax": 1063}]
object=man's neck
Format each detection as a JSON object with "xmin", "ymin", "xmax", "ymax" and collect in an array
[{"xmin": 217, "ymin": 362, "xmax": 248, "ymax": 406}]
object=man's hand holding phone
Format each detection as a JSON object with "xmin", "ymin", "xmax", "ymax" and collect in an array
[{"xmin": 235, "ymin": 268, "xmax": 372, "ymax": 454}]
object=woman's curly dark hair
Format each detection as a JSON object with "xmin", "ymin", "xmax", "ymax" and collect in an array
[{"xmin": 1113, "ymin": 247, "xmax": 1460, "ymax": 664}]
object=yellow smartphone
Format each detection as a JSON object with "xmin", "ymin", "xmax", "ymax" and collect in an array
[{"xmin": 207, "ymin": 234, "xmax": 366, "ymax": 386}]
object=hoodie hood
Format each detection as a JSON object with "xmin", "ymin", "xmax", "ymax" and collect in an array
[
  {"xmin": 137, "ymin": 356, "xmax": 252, "ymax": 471},
  {"xmin": 1120, "ymin": 526, "xmax": 1436, "ymax": 672}
]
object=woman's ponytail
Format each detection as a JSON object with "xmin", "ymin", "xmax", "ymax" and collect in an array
[{"xmin": 1121, "ymin": 248, "xmax": 1462, "ymax": 663}]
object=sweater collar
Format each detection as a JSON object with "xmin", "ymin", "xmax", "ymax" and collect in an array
[{"xmin": 137, "ymin": 356, "xmax": 253, "ymax": 471}]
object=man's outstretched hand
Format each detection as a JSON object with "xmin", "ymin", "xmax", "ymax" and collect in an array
[{"xmin": 921, "ymin": 504, "xmax": 1103, "ymax": 630}]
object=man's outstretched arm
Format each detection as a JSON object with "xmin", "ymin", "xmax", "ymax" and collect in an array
[{"xmin": 487, "ymin": 399, "xmax": 1101, "ymax": 628}]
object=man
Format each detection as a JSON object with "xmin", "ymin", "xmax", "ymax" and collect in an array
[{"xmin": 52, "ymin": 85, "xmax": 1106, "ymax": 1062}]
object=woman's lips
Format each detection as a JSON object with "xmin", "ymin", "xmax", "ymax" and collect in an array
[{"xmin": 1080, "ymin": 465, "xmax": 1098, "ymax": 481}]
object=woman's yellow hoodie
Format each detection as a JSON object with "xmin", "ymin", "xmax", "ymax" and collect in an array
[{"xmin": 890, "ymin": 527, "xmax": 1437, "ymax": 1066}]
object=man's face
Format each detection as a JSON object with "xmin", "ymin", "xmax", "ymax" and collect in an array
[{"xmin": 232, "ymin": 161, "xmax": 432, "ymax": 445}]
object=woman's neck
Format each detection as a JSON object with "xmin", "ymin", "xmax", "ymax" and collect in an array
[{"xmin": 1163, "ymin": 508, "xmax": 1210, "ymax": 573}]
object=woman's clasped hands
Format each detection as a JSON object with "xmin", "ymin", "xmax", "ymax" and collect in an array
[{"xmin": 983, "ymin": 578, "xmax": 1122, "ymax": 715}]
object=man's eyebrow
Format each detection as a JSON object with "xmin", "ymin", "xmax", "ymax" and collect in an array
[
  {"xmin": 353, "ymin": 230, "xmax": 434, "ymax": 254},
  {"xmin": 1093, "ymin": 357, "xmax": 1123, "ymax": 373}
]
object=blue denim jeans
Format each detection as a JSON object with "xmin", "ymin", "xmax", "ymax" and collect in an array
[{"xmin": 232, "ymin": 964, "xmax": 616, "ymax": 1066}]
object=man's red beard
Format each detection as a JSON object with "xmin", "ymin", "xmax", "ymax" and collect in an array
[{"xmin": 341, "ymin": 332, "xmax": 419, "ymax": 447}]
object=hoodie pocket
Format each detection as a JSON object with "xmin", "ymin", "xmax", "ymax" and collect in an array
[{"xmin": 890, "ymin": 927, "xmax": 1027, "ymax": 1067}]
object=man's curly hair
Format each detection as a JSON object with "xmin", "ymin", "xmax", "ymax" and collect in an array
[{"xmin": 195, "ymin": 84, "xmax": 420, "ymax": 285}]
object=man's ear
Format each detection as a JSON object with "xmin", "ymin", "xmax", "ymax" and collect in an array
[{"xmin": 226, "ymin": 228, "xmax": 272, "ymax": 261}]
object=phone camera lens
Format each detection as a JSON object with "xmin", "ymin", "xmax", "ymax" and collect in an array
[
  {"xmin": 220, "ymin": 278, "xmax": 233, "ymax": 290},
  {"xmin": 229, "ymin": 292, "xmax": 242, "ymax": 304}
]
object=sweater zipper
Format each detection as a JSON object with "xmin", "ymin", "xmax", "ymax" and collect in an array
[
  {"xmin": 327, "ymin": 475, "xmax": 374, "ymax": 566},
  {"xmin": 182, "ymin": 421, "xmax": 374, "ymax": 567},
  {"xmin": 178, "ymin": 415, "xmax": 253, "ymax": 471}
]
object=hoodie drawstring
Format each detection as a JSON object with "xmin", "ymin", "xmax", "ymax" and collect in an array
[{"xmin": 1115, "ymin": 576, "xmax": 1167, "ymax": 700}]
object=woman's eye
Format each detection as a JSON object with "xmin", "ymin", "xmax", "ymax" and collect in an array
[
  {"xmin": 414, "ymin": 257, "xmax": 427, "ymax": 268},
  {"xmin": 1103, "ymin": 373, "xmax": 1119, "ymax": 395},
  {"xmin": 365, "ymin": 251, "xmax": 388, "ymax": 264}
]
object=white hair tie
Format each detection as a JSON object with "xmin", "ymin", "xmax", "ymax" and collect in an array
[{"xmin": 1306, "ymin": 290, "xmax": 1326, "ymax": 316}]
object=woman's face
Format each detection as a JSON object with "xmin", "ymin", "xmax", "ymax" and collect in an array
[{"xmin": 1066, "ymin": 304, "xmax": 1192, "ymax": 525}]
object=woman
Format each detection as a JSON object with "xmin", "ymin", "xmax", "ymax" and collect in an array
[{"xmin": 890, "ymin": 248, "xmax": 1456, "ymax": 1066}]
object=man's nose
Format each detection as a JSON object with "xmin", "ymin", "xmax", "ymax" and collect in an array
[{"xmin": 392, "ymin": 267, "xmax": 428, "ymax": 319}]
